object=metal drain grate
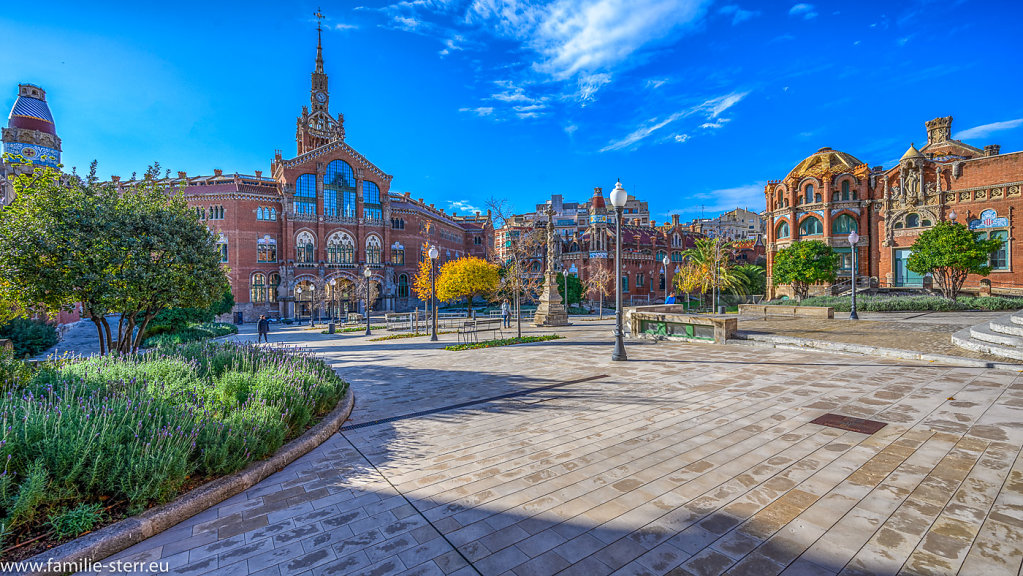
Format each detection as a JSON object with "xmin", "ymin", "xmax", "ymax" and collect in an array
[
  {"xmin": 340, "ymin": 374, "xmax": 608, "ymax": 431},
  {"xmin": 810, "ymin": 413, "xmax": 887, "ymax": 435}
]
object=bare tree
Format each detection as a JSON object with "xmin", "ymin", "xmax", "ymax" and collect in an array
[
  {"xmin": 585, "ymin": 258, "xmax": 615, "ymax": 320},
  {"xmin": 486, "ymin": 197, "xmax": 547, "ymax": 338}
]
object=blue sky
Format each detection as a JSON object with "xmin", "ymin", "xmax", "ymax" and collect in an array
[{"xmin": 3, "ymin": 0, "xmax": 1022, "ymax": 223}]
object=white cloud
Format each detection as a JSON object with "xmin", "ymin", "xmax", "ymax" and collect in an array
[
  {"xmin": 565, "ymin": 124, "xmax": 578, "ymax": 135},
  {"xmin": 392, "ymin": 15, "xmax": 421, "ymax": 30},
  {"xmin": 601, "ymin": 91, "xmax": 748, "ymax": 152},
  {"xmin": 788, "ymin": 3, "xmax": 817, "ymax": 19},
  {"xmin": 718, "ymin": 4, "xmax": 760, "ymax": 25},
  {"xmin": 673, "ymin": 133, "xmax": 690, "ymax": 143},
  {"xmin": 490, "ymin": 79, "xmax": 536, "ymax": 103},
  {"xmin": 645, "ymin": 78, "xmax": 668, "ymax": 90},
  {"xmin": 896, "ymin": 36, "xmax": 911, "ymax": 47},
  {"xmin": 690, "ymin": 182, "xmax": 767, "ymax": 213},
  {"xmin": 458, "ymin": 106, "xmax": 495, "ymax": 116},
  {"xmin": 955, "ymin": 118, "xmax": 1023, "ymax": 140},
  {"xmin": 578, "ymin": 73, "xmax": 612, "ymax": 101},
  {"xmin": 334, "ymin": 23, "xmax": 359, "ymax": 30},
  {"xmin": 700, "ymin": 118, "xmax": 731, "ymax": 130},
  {"xmin": 439, "ymin": 35, "xmax": 465, "ymax": 56},
  {"xmin": 513, "ymin": 103, "xmax": 547, "ymax": 118},
  {"xmin": 448, "ymin": 200, "xmax": 481, "ymax": 213}
]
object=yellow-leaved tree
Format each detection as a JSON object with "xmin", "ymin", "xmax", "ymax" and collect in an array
[
  {"xmin": 412, "ymin": 245, "xmax": 435, "ymax": 304},
  {"xmin": 436, "ymin": 256, "xmax": 500, "ymax": 313}
]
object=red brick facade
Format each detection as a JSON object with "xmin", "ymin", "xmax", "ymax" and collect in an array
[
  {"xmin": 765, "ymin": 116, "xmax": 1023, "ymax": 298},
  {"xmin": 111, "ymin": 33, "xmax": 493, "ymax": 321}
]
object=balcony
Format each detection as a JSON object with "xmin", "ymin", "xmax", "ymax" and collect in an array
[
  {"xmin": 324, "ymin": 214, "xmax": 358, "ymax": 225},
  {"xmin": 295, "ymin": 262, "xmax": 318, "ymax": 269}
]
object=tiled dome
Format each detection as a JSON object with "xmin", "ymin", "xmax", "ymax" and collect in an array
[{"xmin": 7, "ymin": 85, "xmax": 56, "ymax": 136}]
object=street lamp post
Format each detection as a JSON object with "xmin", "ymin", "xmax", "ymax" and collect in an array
[
  {"xmin": 569, "ymin": 263, "xmax": 578, "ymax": 310},
  {"xmin": 662, "ymin": 255, "xmax": 670, "ymax": 302},
  {"xmin": 429, "ymin": 245, "xmax": 439, "ymax": 341},
  {"xmin": 328, "ymin": 278, "xmax": 336, "ymax": 322},
  {"xmin": 363, "ymin": 267, "xmax": 373, "ymax": 336},
  {"xmin": 295, "ymin": 286, "xmax": 302, "ymax": 322},
  {"xmin": 610, "ymin": 180, "xmax": 628, "ymax": 362},
  {"xmin": 848, "ymin": 230, "xmax": 860, "ymax": 320}
]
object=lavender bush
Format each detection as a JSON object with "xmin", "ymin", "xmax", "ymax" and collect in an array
[{"xmin": 0, "ymin": 342, "xmax": 346, "ymax": 547}]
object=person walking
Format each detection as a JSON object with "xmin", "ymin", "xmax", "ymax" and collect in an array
[
  {"xmin": 257, "ymin": 315, "xmax": 270, "ymax": 343},
  {"xmin": 501, "ymin": 299, "xmax": 511, "ymax": 328},
  {"xmin": 665, "ymin": 291, "xmax": 677, "ymax": 305}
]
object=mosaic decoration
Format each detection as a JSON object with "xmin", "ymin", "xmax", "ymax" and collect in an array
[
  {"xmin": 589, "ymin": 215, "xmax": 609, "ymax": 224},
  {"xmin": 969, "ymin": 209, "xmax": 1008, "ymax": 230},
  {"xmin": 3, "ymin": 142, "xmax": 60, "ymax": 168},
  {"xmin": 589, "ymin": 251, "xmax": 609, "ymax": 259},
  {"xmin": 11, "ymin": 97, "xmax": 54, "ymax": 123},
  {"xmin": 831, "ymin": 207, "xmax": 860, "ymax": 216}
]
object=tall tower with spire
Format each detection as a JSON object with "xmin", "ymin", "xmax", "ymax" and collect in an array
[{"xmin": 296, "ymin": 9, "xmax": 344, "ymax": 155}]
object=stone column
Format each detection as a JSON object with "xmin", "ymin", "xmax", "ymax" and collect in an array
[{"xmin": 534, "ymin": 206, "xmax": 569, "ymax": 327}]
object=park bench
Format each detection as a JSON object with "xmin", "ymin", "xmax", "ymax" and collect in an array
[{"xmin": 457, "ymin": 318, "xmax": 504, "ymax": 344}]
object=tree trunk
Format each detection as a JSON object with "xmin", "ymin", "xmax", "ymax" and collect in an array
[
  {"xmin": 467, "ymin": 294, "xmax": 473, "ymax": 316},
  {"xmin": 132, "ymin": 313, "xmax": 156, "ymax": 353},
  {"xmin": 599, "ymin": 292, "xmax": 604, "ymax": 320},
  {"xmin": 91, "ymin": 315, "xmax": 106, "ymax": 356},
  {"xmin": 101, "ymin": 317, "xmax": 114, "ymax": 355},
  {"xmin": 516, "ymin": 291, "xmax": 522, "ymax": 338}
]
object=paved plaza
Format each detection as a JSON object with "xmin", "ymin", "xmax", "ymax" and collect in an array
[{"xmin": 83, "ymin": 319, "xmax": 1023, "ymax": 576}]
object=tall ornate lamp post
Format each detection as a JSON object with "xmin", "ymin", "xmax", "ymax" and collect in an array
[
  {"xmin": 947, "ymin": 208, "xmax": 957, "ymax": 222},
  {"xmin": 568, "ymin": 263, "xmax": 578, "ymax": 310},
  {"xmin": 848, "ymin": 230, "xmax": 860, "ymax": 320},
  {"xmin": 328, "ymin": 278, "xmax": 336, "ymax": 322},
  {"xmin": 662, "ymin": 255, "xmax": 671, "ymax": 301},
  {"xmin": 363, "ymin": 267, "xmax": 373, "ymax": 336},
  {"xmin": 428, "ymin": 245, "xmax": 439, "ymax": 341},
  {"xmin": 610, "ymin": 180, "xmax": 628, "ymax": 361},
  {"xmin": 295, "ymin": 286, "xmax": 303, "ymax": 322}
]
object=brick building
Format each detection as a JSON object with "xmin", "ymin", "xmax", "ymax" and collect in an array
[
  {"xmin": 110, "ymin": 27, "xmax": 493, "ymax": 321},
  {"xmin": 765, "ymin": 116, "xmax": 1021, "ymax": 298}
]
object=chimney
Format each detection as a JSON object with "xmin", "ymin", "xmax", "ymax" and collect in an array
[
  {"xmin": 112, "ymin": 175, "xmax": 121, "ymax": 183},
  {"xmin": 651, "ymin": 220, "xmax": 657, "ymax": 228},
  {"xmin": 430, "ymin": 204, "xmax": 435, "ymax": 209},
  {"xmin": 214, "ymin": 169, "xmax": 223, "ymax": 177},
  {"xmin": 925, "ymin": 116, "xmax": 953, "ymax": 147},
  {"xmin": 671, "ymin": 214, "xmax": 680, "ymax": 226},
  {"xmin": 475, "ymin": 211, "xmax": 481, "ymax": 218},
  {"xmin": 177, "ymin": 171, "xmax": 187, "ymax": 179},
  {"xmin": 254, "ymin": 170, "xmax": 262, "ymax": 179},
  {"xmin": 985, "ymin": 144, "xmax": 1001, "ymax": 157},
  {"xmin": 418, "ymin": 198, "xmax": 424, "ymax": 204}
]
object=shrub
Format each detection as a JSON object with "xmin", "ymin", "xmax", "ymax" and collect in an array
[
  {"xmin": 49, "ymin": 503, "xmax": 104, "ymax": 539},
  {"xmin": 765, "ymin": 294, "xmax": 1023, "ymax": 312},
  {"xmin": 142, "ymin": 322, "xmax": 238, "ymax": 348},
  {"xmin": 0, "ymin": 318, "xmax": 58, "ymax": 358}
]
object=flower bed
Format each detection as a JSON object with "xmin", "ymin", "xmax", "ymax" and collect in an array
[
  {"xmin": 142, "ymin": 322, "xmax": 237, "ymax": 348},
  {"xmin": 319, "ymin": 325, "xmax": 386, "ymax": 334},
  {"xmin": 0, "ymin": 342, "xmax": 347, "ymax": 559},
  {"xmin": 444, "ymin": 335, "xmax": 563, "ymax": 351},
  {"xmin": 767, "ymin": 295, "xmax": 1023, "ymax": 312},
  {"xmin": 369, "ymin": 331, "xmax": 457, "ymax": 342}
]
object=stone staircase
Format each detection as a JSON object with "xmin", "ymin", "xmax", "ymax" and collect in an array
[{"xmin": 952, "ymin": 310, "xmax": 1023, "ymax": 361}]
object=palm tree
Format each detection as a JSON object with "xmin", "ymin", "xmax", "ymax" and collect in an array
[{"xmin": 677, "ymin": 238, "xmax": 745, "ymax": 311}]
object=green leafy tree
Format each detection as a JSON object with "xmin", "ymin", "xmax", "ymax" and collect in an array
[
  {"xmin": 678, "ymin": 238, "xmax": 745, "ymax": 309},
  {"xmin": 907, "ymin": 221, "xmax": 1002, "ymax": 301},
  {"xmin": 0, "ymin": 161, "xmax": 229, "ymax": 354},
  {"xmin": 771, "ymin": 240, "xmax": 839, "ymax": 301},
  {"xmin": 555, "ymin": 272, "xmax": 583, "ymax": 308},
  {"xmin": 729, "ymin": 265, "xmax": 766, "ymax": 298}
]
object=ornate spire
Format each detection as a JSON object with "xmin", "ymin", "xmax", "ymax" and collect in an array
[{"xmin": 314, "ymin": 7, "xmax": 325, "ymax": 74}]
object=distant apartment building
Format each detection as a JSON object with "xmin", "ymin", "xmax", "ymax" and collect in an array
[{"xmin": 683, "ymin": 208, "xmax": 766, "ymax": 241}]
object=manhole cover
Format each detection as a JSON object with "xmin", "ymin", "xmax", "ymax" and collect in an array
[{"xmin": 810, "ymin": 413, "xmax": 886, "ymax": 434}]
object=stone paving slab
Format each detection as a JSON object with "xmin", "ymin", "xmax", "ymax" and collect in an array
[{"xmin": 81, "ymin": 319, "xmax": 1023, "ymax": 575}]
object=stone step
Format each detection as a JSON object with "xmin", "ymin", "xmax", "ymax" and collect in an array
[
  {"xmin": 989, "ymin": 316, "xmax": 1023, "ymax": 337},
  {"xmin": 970, "ymin": 324, "xmax": 1023, "ymax": 347},
  {"xmin": 1011, "ymin": 312, "xmax": 1023, "ymax": 326},
  {"xmin": 953, "ymin": 327, "xmax": 1023, "ymax": 361}
]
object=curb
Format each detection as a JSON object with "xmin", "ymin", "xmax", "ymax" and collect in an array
[
  {"xmin": 19, "ymin": 389, "xmax": 356, "ymax": 576},
  {"xmin": 731, "ymin": 333, "xmax": 1023, "ymax": 372}
]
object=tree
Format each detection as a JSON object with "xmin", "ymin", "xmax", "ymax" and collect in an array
[
  {"xmin": 585, "ymin": 258, "xmax": 615, "ymax": 320},
  {"xmin": 436, "ymin": 256, "xmax": 500, "ymax": 313},
  {"xmin": 679, "ymin": 238, "xmax": 746, "ymax": 309},
  {"xmin": 907, "ymin": 221, "xmax": 1001, "ymax": 301},
  {"xmin": 0, "ymin": 161, "xmax": 229, "ymax": 354},
  {"xmin": 674, "ymin": 259, "xmax": 704, "ymax": 310},
  {"xmin": 730, "ymin": 265, "xmax": 766, "ymax": 299},
  {"xmin": 488, "ymin": 198, "xmax": 547, "ymax": 337},
  {"xmin": 354, "ymin": 276, "xmax": 381, "ymax": 312},
  {"xmin": 555, "ymin": 272, "xmax": 583, "ymax": 309},
  {"xmin": 771, "ymin": 240, "xmax": 839, "ymax": 301},
  {"xmin": 412, "ymin": 246, "xmax": 435, "ymax": 305}
]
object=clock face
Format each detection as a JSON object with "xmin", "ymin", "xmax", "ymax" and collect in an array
[{"xmin": 315, "ymin": 91, "xmax": 327, "ymax": 104}]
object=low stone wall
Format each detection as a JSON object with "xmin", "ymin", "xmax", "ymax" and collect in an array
[
  {"xmin": 738, "ymin": 304, "xmax": 834, "ymax": 319},
  {"xmin": 625, "ymin": 305, "xmax": 736, "ymax": 344}
]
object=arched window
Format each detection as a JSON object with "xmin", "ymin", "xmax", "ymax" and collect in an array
[
  {"xmin": 799, "ymin": 216, "xmax": 823, "ymax": 236},
  {"xmin": 776, "ymin": 191, "xmax": 783, "ymax": 209},
  {"xmin": 363, "ymin": 181, "xmax": 382, "ymax": 221},
  {"xmin": 655, "ymin": 250, "xmax": 666, "ymax": 262},
  {"xmin": 268, "ymin": 273, "xmax": 280, "ymax": 303},
  {"xmin": 257, "ymin": 235, "xmax": 277, "ymax": 263},
  {"xmin": 906, "ymin": 214, "xmax": 920, "ymax": 228},
  {"xmin": 366, "ymin": 235, "xmax": 382, "ymax": 264},
  {"xmin": 326, "ymin": 232, "xmax": 354, "ymax": 264},
  {"xmin": 250, "ymin": 273, "xmax": 267, "ymax": 303},
  {"xmin": 397, "ymin": 274, "xmax": 410, "ymax": 298},
  {"xmin": 257, "ymin": 207, "xmax": 265, "ymax": 220},
  {"xmin": 776, "ymin": 220, "xmax": 790, "ymax": 239},
  {"xmin": 841, "ymin": 181, "xmax": 850, "ymax": 201},
  {"xmin": 216, "ymin": 234, "xmax": 228, "ymax": 263},
  {"xmin": 833, "ymin": 214, "xmax": 858, "ymax": 234},
  {"xmin": 392, "ymin": 243, "xmax": 405, "ymax": 265},
  {"xmin": 815, "ymin": 193, "xmax": 822, "ymax": 203},
  {"xmin": 805, "ymin": 184, "xmax": 814, "ymax": 204},
  {"xmin": 325, "ymin": 160, "xmax": 356, "ymax": 218},
  {"xmin": 295, "ymin": 174, "xmax": 316, "ymax": 215},
  {"xmin": 671, "ymin": 251, "xmax": 684, "ymax": 263},
  {"xmin": 296, "ymin": 231, "xmax": 315, "ymax": 263}
]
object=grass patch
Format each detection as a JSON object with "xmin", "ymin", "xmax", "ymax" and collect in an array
[
  {"xmin": 444, "ymin": 335, "xmax": 564, "ymax": 351},
  {"xmin": 766, "ymin": 294, "xmax": 1023, "ymax": 312},
  {"xmin": 369, "ymin": 331, "xmax": 458, "ymax": 341},
  {"xmin": 0, "ymin": 342, "xmax": 346, "ymax": 556},
  {"xmin": 142, "ymin": 322, "xmax": 237, "ymax": 348}
]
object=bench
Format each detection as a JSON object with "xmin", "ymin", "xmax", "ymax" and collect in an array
[
  {"xmin": 737, "ymin": 305, "xmax": 834, "ymax": 319},
  {"xmin": 457, "ymin": 318, "xmax": 504, "ymax": 344},
  {"xmin": 625, "ymin": 305, "xmax": 736, "ymax": 344}
]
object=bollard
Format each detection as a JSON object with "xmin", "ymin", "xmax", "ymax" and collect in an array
[{"xmin": 328, "ymin": 323, "xmax": 336, "ymax": 334}]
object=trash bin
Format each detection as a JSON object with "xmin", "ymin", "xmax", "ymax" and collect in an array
[
  {"xmin": 717, "ymin": 306, "xmax": 726, "ymax": 315},
  {"xmin": 328, "ymin": 323, "xmax": 336, "ymax": 334}
]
